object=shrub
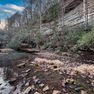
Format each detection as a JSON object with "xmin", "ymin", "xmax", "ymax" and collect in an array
[
  {"xmin": 7, "ymin": 30, "xmax": 29, "ymax": 50},
  {"xmin": 62, "ymin": 27, "xmax": 86, "ymax": 51},
  {"xmin": 34, "ymin": 31, "xmax": 45, "ymax": 48},
  {"xmin": 77, "ymin": 27, "xmax": 94, "ymax": 51}
]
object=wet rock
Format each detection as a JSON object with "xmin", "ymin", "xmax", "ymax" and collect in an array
[
  {"xmin": 22, "ymin": 86, "xmax": 32, "ymax": 94},
  {"xmin": 52, "ymin": 90, "xmax": 61, "ymax": 94},
  {"xmin": 17, "ymin": 63, "xmax": 26, "ymax": 68},
  {"xmin": 43, "ymin": 85, "xmax": 49, "ymax": 92}
]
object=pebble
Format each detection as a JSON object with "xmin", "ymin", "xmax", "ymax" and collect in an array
[
  {"xmin": 81, "ymin": 90, "xmax": 87, "ymax": 94},
  {"xmin": 25, "ymin": 81, "xmax": 30, "ymax": 86},
  {"xmin": 25, "ymin": 69, "xmax": 31, "ymax": 73},
  {"xmin": 59, "ymin": 71, "xmax": 63, "ymax": 75},
  {"xmin": 31, "ymin": 85, "xmax": 35, "ymax": 90},
  {"xmin": 52, "ymin": 90, "xmax": 61, "ymax": 94},
  {"xmin": 31, "ymin": 62, "xmax": 35, "ymax": 64},
  {"xmin": 21, "ymin": 73, "xmax": 28, "ymax": 77},
  {"xmin": 91, "ymin": 80, "xmax": 94, "ymax": 87},
  {"xmin": 39, "ymin": 83, "xmax": 44, "ymax": 87},
  {"xmin": 43, "ymin": 85, "xmax": 49, "ymax": 91},
  {"xmin": 34, "ymin": 78, "xmax": 40, "ymax": 83},
  {"xmin": 33, "ymin": 76, "xmax": 37, "ymax": 80}
]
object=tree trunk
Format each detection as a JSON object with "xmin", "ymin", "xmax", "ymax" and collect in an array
[{"xmin": 83, "ymin": 0, "xmax": 88, "ymax": 30}]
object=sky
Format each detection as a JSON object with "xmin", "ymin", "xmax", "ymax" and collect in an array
[{"xmin": 0, "ymin": 0, "xmax": 25, "ymax": 19}]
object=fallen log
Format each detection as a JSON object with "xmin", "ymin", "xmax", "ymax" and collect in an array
[{"xmin": 18, "ymin": 48, "xmax": 40, "ymax": 53}]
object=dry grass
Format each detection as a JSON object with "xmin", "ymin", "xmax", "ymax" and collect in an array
[
  {"xmin": 73, "ymin": 64, "xmax": 94, "ymax": 76},
  {"xmin": 34, "ymin": 58, "xmax": 64, "ymax": 67}
]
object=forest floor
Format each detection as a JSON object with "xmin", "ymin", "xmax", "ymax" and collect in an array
[{"xmin": 0, "ymin": 48, "xmax": 94, "ymax": 94}]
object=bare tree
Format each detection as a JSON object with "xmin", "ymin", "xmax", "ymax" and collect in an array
[{"xmin": 83, "ymin": 0, "xmax": 88, "ymax": 30}]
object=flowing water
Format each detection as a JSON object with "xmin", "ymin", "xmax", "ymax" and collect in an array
[
  {"xmin": 0, "ymin": 68, "xmax": 23, "ymax": 94},
  {"xmin": 0, "ymin": 68, "xmax": 14, "ymax": 94},
  {"xmin": 0, "ymin": 49, "xmax": 30, "ymax": 94}
]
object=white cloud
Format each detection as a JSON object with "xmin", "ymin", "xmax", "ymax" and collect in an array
[
  {"xmin": 2, "ymin": 9, "xmax": 15, "ymax": 14},
  {"xmin": 6, "ymin": 4, "xmax": 25, "ymax": 11},
  {"xmin": 0, "ymin": 4, "xmax": 25, "ymax": 19}
]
